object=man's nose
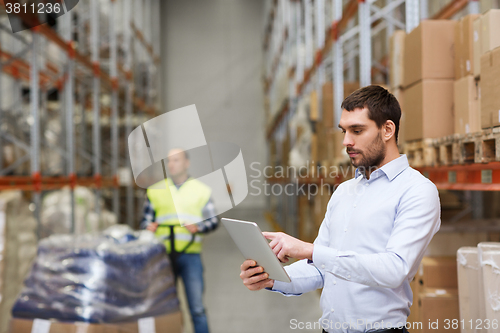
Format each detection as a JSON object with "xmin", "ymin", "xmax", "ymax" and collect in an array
[{"xmin": 343, "ymin": 132, "xmax": 353, "ymax": 147}]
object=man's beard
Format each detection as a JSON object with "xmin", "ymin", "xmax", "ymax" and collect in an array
[{"xmin": 347, "ymin": 133, "xmax": 386, "ymax": 172}]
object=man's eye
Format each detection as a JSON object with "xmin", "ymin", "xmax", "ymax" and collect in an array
[
  {"xmin": 353, "ymin": 130, "xmax": 361, "ymax": 134},
  {"xmin": 341, "ymin": 130, "xmax": 346, "ymax": 134}
]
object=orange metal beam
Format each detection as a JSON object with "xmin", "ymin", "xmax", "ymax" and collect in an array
[
  {"xmin": 432, "ymin": 0, "xmax": 469, "ymax": 19},
  {"xmin": 0, "ymin": 176, "xmax": 118, "ymax": 191},
  {"xmin": 130, "ymin": 22, "xmax": 159, "ymax": 64},
  {"xmin": 417, "ymin": 162, "xmax": 500, "ymax": 191}
]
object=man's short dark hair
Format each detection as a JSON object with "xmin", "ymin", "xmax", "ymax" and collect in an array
[{"xmin": 341, "ymin": 85, "xmax": 401, "ymax": 143}]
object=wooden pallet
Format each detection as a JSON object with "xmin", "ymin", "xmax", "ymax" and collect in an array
[
  {"xmin": 404, "ymin": 138, "xmax": 437, "ymax": 167},
  {"xmin": 405, "ymin": 128, "xmax": 500, "ymax": 167}
]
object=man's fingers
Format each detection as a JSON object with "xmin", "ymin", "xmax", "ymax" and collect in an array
[
  {"xmin": 240, "ymin": 265, "xmax": 264, "ymax": 280},
  {"xmin": 272, "ymin": 242, "xmax": 283, "ymax": 257},
  {"xmin": 277, "ymin": 243, "xmax": 290, "ymax": 262},
  {"xmin": 243, "ymin": 272, "xmax": 269, "ymax": 286},
  {"xmin": 277, "ymin": 249, "xmax": 289, "ymax": 263},
  {"xmin": 268, "ymin": 237, "xmax": 279, "ymax": 249},
  {"xmin": 247, "ymin": 278, "xmax": 274, "ymax": 291},
  {"xmin": 240, "ymin": 260, "xmax": 257, "ymax": 272},
  {"xmin": 262, "ymin": 232, "xmax": 276, "ymax": 240}
]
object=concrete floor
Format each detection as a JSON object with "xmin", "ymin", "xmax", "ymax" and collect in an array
[{"xmin": 177, "ymin": 207, "xmax": 322, "ymax": 333}]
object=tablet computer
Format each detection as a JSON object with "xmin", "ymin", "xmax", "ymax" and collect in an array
[{"xmin": 221, "ymin": 218, "xmax": 291, "ymax": 283}]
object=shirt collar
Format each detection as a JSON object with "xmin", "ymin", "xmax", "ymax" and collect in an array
[
  {"xmin": 355, "ymin": 154, "xmax": 409, "ymax": 182},
  {"xmin": 168, "ymin": 175, "xmax": 192, "ymax": 189}
]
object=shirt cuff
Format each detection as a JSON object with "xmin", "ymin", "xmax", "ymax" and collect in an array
[
  {"xmin": 312, "ymin": 244, "xmax": 339, "ymax": 274},
  {"xmin": 267, "ymin": 280, "xmax": 302, "ymax": 296}
]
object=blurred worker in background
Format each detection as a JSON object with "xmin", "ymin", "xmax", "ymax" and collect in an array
[
  {"xmin": 141, "ymin": 148, "xmax": 218, "ymax": 333},
  {"xmin": 239, "ymin": 85, "xmax": 441, "ymax": 333}
]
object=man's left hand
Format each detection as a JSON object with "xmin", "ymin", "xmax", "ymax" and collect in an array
[
  {"xmin": 185, "ymin": 223, "xmax": 199, "ymax": 234},
  {"xmin": 262, "ymin": 232, "xmax": 314, "ymax": 262}
]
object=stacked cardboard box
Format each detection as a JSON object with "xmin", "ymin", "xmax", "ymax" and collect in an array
[
  {"xmin": 473, "ymin": 16, "xmax": 482, "ymax": 78},
  {"xmin": 408, "ymin": 257, "xmax": 460, "ymax": 333},
  {"xmin": 310, "ymin": 82, "xmax": 358, "ymax": 169},
  {"xmin": 426, "ymin": 231, "xmax": 488, "ymax": 256},
  {"xmin": 480, "ymin": 47, "xmax": 500, "ymax": 128},
  {"xmin": 475, "ymin": 10, "xmax": 500, "ymax": 129},
  {"xmin": 321, "ymin": 81, "xmax": 360, "ymax": 128},
  {"xmin": 389, "ymin": 31, "xmax": 406, "ymax": 146},
  {"xmin": 402, "ymin": 20, "xmax": 456, "ymax": 141},
  {"xmin": 455, "ymin": 14, "xmax": 481, "ymax": 80},
  {"xmin": 298, "ymin": 195, "xmax": 315, "ymax": 243},
  {"xmin": 454, "ymin": 76, "xmax": 480, "ymax": 134},
  {"xmin": 480, "ymin": 10, "xmax": 500, "ymax": 55},
  {"xmin": 453, "ymin": 14, "xmax": 481, "ymax": 135},
  {"xmin": 389, "ymin": 30, "xmax": 406, "ymax": 90}
]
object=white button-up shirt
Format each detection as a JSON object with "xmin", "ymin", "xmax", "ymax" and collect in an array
[{"xmin": 271, "ymin": 154, "xmax": 441, "ymax": 332}]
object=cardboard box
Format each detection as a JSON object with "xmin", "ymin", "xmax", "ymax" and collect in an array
[
  {"xmin": 298, "ymin": 195, "xmax": 315, "ymax": 243},
  {"xmin": 9, "ymin": 312, "xmax": 183, "ymax": 333},
  {"xmin": 454, "ymin": 75, "xmax": 480, "ymax": 134},
  {"xmin": 417, "ymin": 256, "xmax": 458, "ymax": 290},
  {"xmin": 426, "ymin": 232, "xmax": 488, "ymax": 257},
  {"xmin": 316, "ymin": 120, "xmax": 327, "ymax": 162},
  {"xmin": 419, "ymin": 289, "xmax": 460, "ymax": 333},
  {"xmin": 392, "ymin": 88, "xmax": 405, "ymax": 145},
  {"xmin": 310, "ymin": 90, "xmax": 319, "ymax": 121},
  {"xmin": 480, "ymin": 9, "xmax": 500, "ymax": 56},
  {"xmin": 322, "ymin": 82, "xmax": 360, "ymax": 128},
  {"xmin": 390, "ymin": 30, "xmax": 406, "ymax": 89},
  {"xmin": 480, "ymin": 47, "xmax": 500, "ymax": 128},
  {"xmin": 409, "ymin": 268, "xmax": 460, "ymax": 333},
  {"xmin": 404, "ymin": 79, "xmax": 454, "ymax": 141},
  {"xmin": 457, "ymin": 247, "xmax": 481, "ymax": 333},
  {"xmin": 330, "ymin": 129, "xmax": 347, "ymax": 163},
  {"xmin": 311, "ymin": 133, "xmax": 318, "ymax": 163},
  {"xmin": 455, "ymin": 14, "xmax": 481, "ymax": 79},
  {"xmin": 473, "ymin": 17, "xmax": 482, "ymax": 78},
  {"xmin": 404, "ymin": 20, "xmax": 456, "ymax": 88}
]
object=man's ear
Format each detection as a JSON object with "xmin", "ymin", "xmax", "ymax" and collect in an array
[{"xmin": 383, "ymin": 120, "xmax": 396, "ymax": 142}]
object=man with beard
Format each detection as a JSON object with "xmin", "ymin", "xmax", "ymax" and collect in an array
[{"xmin": 239, "ymin": 85, "xmax": 441, "ymax": 333}]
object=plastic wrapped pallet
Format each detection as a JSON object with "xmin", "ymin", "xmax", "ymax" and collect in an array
[
  {"xmin": 40, "ymin": 186, "xmax": 117, "ymax": 238},
  {"xmin": 0, "ymin": 191, "xmax": 38, "ymax": 333},
  {"xmin": 478, "ymin": 242, "xmax": 500, "ymax": 333},
  {"xmin": 457, "ymin": 247, "xmax": 481, "ymax": 333},
  {"xmin": 11, "ymin": 225, "xmax": 179, "ymax": 323}
]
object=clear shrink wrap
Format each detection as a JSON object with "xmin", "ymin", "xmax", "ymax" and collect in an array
[
  {"xmin": 11, "ymin": 225, "xmax": 179, "ymax": 323},
  {"xmin": 457, "ymin": 247, "xmax": 481, "ymax": 333}
]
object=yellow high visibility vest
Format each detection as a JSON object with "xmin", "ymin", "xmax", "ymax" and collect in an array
[{"xmin": 147, "ymin": 177, "xmax": 212, "ymax": 254}]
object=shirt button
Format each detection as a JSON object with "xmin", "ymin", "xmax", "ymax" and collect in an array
[
  {"xmin": 347, "ymin": 275, "xmax": 351, "ymax": 279},
  {"xmin": 333, "ymin": 280, "xmax": 337, "ymax": 285},
  {"xmin": 365, "ymin": 183, "xmax": 369, "ymax": 186},
  {"xmin": 344, "ymin": 228, "xmax": 347, "ymax": 232},
  {"xmin": 321, "ymin": 264, "xmax": 325, "ymax": 269},
  {"xmin": 331, "ymin": 308, "xmax": 335, "ymax": 313},
  {"xmin": 353, "ymin": 204, "xmax": 357, "ymax": 208}
]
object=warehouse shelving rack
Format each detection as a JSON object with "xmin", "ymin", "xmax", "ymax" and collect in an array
[
  {"xmin": 262, "ymin": 0, "xmax": 495, "ymax": 235},
  {"xmin": 0, "ymin": 0, "xmax": 161, "ymax": 236}
]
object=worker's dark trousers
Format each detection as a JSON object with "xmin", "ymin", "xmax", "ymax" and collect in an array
[{"xmin": 172, "ymin": 253, "xmax": 209, "ymax": 333}]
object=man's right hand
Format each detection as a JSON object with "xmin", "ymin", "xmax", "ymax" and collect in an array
[
  {"xmin": 146, "ymin": 222, "xmax": 159, "ymax": 232},
  {"xmin": 240, "ymin": 259, "xmax": 274, "ymax": 291}
]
